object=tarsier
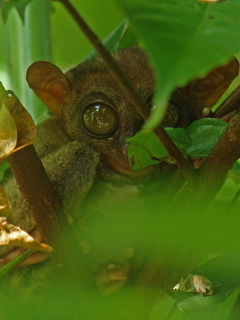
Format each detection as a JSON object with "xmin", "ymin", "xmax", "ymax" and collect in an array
[{"xmin": 1, "ymin": 46, "xmax": 239, "ymax": 297}]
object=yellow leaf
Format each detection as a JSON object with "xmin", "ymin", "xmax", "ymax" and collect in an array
[
  {"xmin": 0, "ymin": 217, "xmax": 52, "ymax": 253},
  {"xmin": 0, "ymin": 82, "xmax": 8, "ymax": 101},
  {"xmin": 4, "ymin": 94, "xmax": 37, "ymax": 150},
  {"xmin": 0, "ymin": 102, "xmax": 17, "ymax": 158},
  {"xmin": 0, "ymin": 83, "xmax": 37, "ymax": 161}
]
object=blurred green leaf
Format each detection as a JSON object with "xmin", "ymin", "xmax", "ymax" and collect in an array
[
  {"xmin": 165, "ymin": 127, "xmax": 192, "ymax": 155},
  {"xmin": 127, "ymin": 119, "xmax": 227, "ymax": 171},
  {"xmin": 229, "ymin": 161, "xmax": 240, "ymax": 185},
  {"xmin": 118, "ymin": 24, "xmax": 140, "ymax": 49},
  {"xmin": 114, "ymin": 0, "xmax": 240, "ymax": 128},
  {"xmin": 83, "ymin": 20, "xmax": 129, "ymax": 61},
  {"xmin": 0, "ymin": 0, "xmax": 32, "ymax": 22},
  {"xmin": 176, "ymin": 253, "xmax": 240, "ymax": 320},
  {"xmin": 0, "ymin": 249, "xmax": 33, "ymax": 279}
]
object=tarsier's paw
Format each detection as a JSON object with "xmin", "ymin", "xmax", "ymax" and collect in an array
[
  {"xmin": 192, "ymin": 274, "xmax": 213, "ymax": 295},
  {"xmin": 95, "ymin": 262, "xmax": 131, "ymax": 296},
  {"xmin": 93, "ymin": 247, "xmax": 134, "ymax": 296},
  {"xmin": 173, "ymin": 274, "xmax": 214, "ymax": 296}
]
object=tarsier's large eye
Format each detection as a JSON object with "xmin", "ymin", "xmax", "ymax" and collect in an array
[
  {"xmin": 82, "ymin": 103, "xmax": 118, "ymax": 136},
  {"xmin": 161, "ymin": 102, "xmax": 181, "ymax": 127},
  {"xmin": 148, "ymin": 95, "xmax": 181, "ymax": 128}
]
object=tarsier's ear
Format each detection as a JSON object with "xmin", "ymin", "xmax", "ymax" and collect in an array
[
  {"xmin": 26, "ymin": 61, "xmax": 72, "ymax": 116},
  {"xmin": 182, "ymin": 58, "xmax": 239, "ymax": 111}
]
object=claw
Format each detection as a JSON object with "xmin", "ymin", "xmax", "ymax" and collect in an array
[{"xmin": 174, "ymin": 274, "xmax": 214, "ymax": 296}]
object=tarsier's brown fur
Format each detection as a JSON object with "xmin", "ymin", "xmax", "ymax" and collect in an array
[{"xmin": 1, "ymin": 47, "xmax": 239, "ymax": 298}]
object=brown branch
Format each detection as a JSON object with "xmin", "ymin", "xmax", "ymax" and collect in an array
[
  {"xmin": 213, "ymin": 85, "xmax": 240, "ymax": 118},
  {"xmin": 7, "ymin": 145, "xmax": 61, "ymax": 244},
  {"xmin": 56, "ymin": 0, "xmax": 196, "ymax": 185},
  {"xmin": 200, "ymin": 112, "xmax": 240, "ymax": 202},
  {"xmin": 7, "ymin": 145, "xmax": 84, "ymax": 285},
  {"xmin": 154, "ymin": 127, "xmax": 197, "ymax": 184}
]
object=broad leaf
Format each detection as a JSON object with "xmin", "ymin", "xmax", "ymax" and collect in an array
[
  {"xmin": 126, "ymin": 129, "xmax": 167, "ymax": 171},
  {"xmin": 186, "ymin": 118, "xmax": 227, "ymax": 157},
  {"xmin": 0, "ymin": 102, "xmax": 17, "ymax": 159},
  {"xmin": 229, "ymin": 160, "xmax": 240, "ymax": 184},
  {"xmin": 0, "ymin": 0, "xmax": 33, "ymax": 22},
  {"xmin": 0, "ymin": 83, "xmax": 37, "ymax": 161},
  {"xmin": 4, "ymin": 94, "xmax": 37, "ymax": 150},
  {"xmin": 127, "ymin": 118, "xmax": 227, "ymax": 171},
  {"xmin": 115, "ymin": 0, "xmax": 240, "ymax": 128},
  {"xmin": 176, "ymin": 253, "xmax": 240, "ymax": 320},
  {"xmin": 165, "ymin": 127, "xmax": 192, "ymax": 156}
]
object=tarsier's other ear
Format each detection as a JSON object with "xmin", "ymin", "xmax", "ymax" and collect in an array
[
  {"xmin": 182, "ymin": 58, "xmax": 239, "ymax": 112},
  {"xmin": 26, "ymin": 61, "xmax": 72, "ymax": 116}
]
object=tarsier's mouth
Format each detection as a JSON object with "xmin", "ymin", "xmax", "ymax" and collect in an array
[{"xmin": 101, "ymin": 142, "xmax": 158, "ymax": 178}]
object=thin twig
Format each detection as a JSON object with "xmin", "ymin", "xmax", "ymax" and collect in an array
[
  {"xmin": 56, "ymin": 0, "xmax": 196, "ymax": 185},
  {"xmin": 0, "ymin": 249, "xmax": 34, "ymax": 279},
  {"xmin": 7, "ymin": 145, "xmax": 84, "ymax": 284},
  {"xmin": 213, "ymin": 85, "xmax": 240, "ymax": 118}
]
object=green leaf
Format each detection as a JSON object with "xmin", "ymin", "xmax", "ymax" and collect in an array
[
  {"xmin": 165, "ymin": 127, "xmax": 192, "ymax": 156},
  {"xmin": 15, "ymin": 0, "xmax": 33, "ymax": 21},
  {"xmin": 83, "ymin": 20, "xmax": 129, "ymax": 62},
  {"xmin": 229, "ymin": 160, "xmax": 240, "ymax": 185},
  {"xmin": 118, "ymin": 24, "xmax": 140, "ymax": 49},
  {"xmin": 0, "ymin": 0, "xmax": 33, "ymax": 22},
  {"xmin": 127, "ymin": 129, "xmax": 167, "ymax": 171},
  {"xmin": 186, "ymin": 119, "xmax": 227, "ymax": 157},
  {"xmin": 176, "ymin": 253, "xmax": 240, "ymax": 320},
  {"xmin": 127, "ymin": 119, "xmax": 227, "ymax": 171},
  {"xmin": 115, "ymin": 0, "xmax": 240, "ymax": 128},
  {"xmin": 0, "ymin": 249, "xmax": 34, "ymax": 279}
]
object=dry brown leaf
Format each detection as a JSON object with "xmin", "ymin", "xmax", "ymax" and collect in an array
[
  {"xmin": 0, "ymin": 217, "xmax": 52, "ymax": 252},
  {"xmin": 0, "ymin": 82, "xmax": 37, "ymax": 161},
  {"xmin": 4, "ymin": 94, "xmax": 37, "ymax": 150},
  {"xmin": 0, "ymin": 102, "xmax": 17, "ymax": 158}
]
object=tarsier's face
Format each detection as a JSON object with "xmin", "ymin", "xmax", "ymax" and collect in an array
[{"xmin": 27, "ymin": 46, "xmax": 239, "ymax": 176}]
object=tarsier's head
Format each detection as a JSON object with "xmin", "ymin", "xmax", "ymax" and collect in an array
[{"xmin": 26, "ymin": 47, "xmax": 238, "ymax": 176}]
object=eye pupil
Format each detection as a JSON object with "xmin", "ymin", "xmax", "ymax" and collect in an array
[{"xmin": 83, "ymin": 103, "xmax": 118, "ymax": 136}]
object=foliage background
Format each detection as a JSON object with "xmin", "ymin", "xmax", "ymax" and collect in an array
[{"xmin": 0, "ymin": 0, "xmax": 123, "ymax": 119}]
